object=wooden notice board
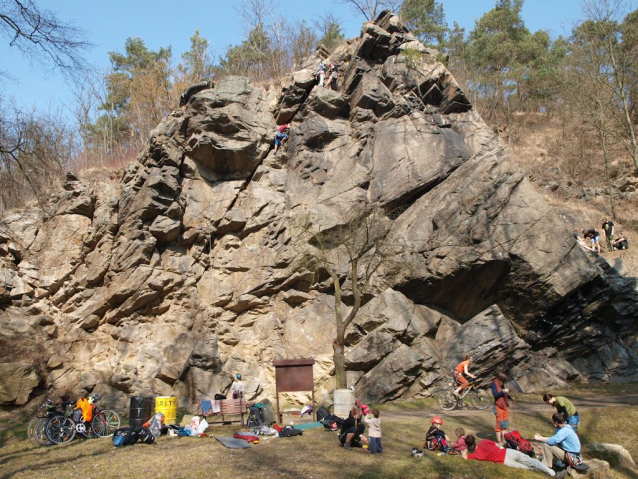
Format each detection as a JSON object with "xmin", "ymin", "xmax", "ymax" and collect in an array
[{"xmin": 273, "ymin": 359, "xmax": 315, "ymax": 422}]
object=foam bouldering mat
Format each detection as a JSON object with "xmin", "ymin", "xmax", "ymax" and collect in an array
[
  {"xmin": 215, "ymin": 436, "xmax": 252, "ymax": 448},
  {"xmin": 291, "ymin": 422, "xmax": 322, "ymax": 430}
]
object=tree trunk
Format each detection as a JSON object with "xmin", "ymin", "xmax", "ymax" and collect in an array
[{"xmin": 333, "ymin": 340, "xmax": 347, "ymax": 389}]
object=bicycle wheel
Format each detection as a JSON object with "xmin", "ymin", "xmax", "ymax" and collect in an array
[
  {"xmin": 91, "ymin": 409, "xmax": 121, "ymax": 437},
  {"xmin": 470, "ymin": 389, "xmax": 490, "ymax": 409},
  {"xmin": 46, "ymin": 416, "xmax": 76, "ymax": 444},
  {"xmin": 436, "ymin": 390, "xmax": 457, "ymax": 411},
  {"xmin": 30, "ymin": 417, "xmax": 53, "ymax": 446}
]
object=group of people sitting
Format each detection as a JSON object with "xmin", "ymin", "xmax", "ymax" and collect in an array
[
  {"xmin": 575, "ymin": 217, "xmax": 629, "ymax": 253},
  {"xmin": 338, "ymin": 354, "xmax": 585, "ymax": 478}
]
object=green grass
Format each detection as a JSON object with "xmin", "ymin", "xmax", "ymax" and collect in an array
[{"xmin": 1, "ymin": 387, "xmax": 637, "ymax": 478}]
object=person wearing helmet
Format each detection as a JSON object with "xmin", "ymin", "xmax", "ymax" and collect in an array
[
  {"xmin": 424, "ymin": 416, "xmax": 449, "ymax": 452},
  {"xmin": 231, "ymin": 374, "xmax": 244, "ymax": 399}
]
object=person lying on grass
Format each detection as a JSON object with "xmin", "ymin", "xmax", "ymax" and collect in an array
[{"xmin": 462, "ymin": 435, "xmax": 564, "ymax": 477}]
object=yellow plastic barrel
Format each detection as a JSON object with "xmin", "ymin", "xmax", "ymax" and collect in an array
[{"xmin": 155, "ymin": 396, "xmax": 177, "ymax": 425}]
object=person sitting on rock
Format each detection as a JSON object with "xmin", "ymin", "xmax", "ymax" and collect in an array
[
  {"xmin": 339, "ymin": 405, "xmax": 368, "ymax": 450},
  {"xmin": 453, "ymin": 354, "xmax": 477, "ymax": 397},
  {"xmin": 611, "ymin": 232, "xmax": 628, "ymax": 250},
  {"xmin": 535, "ymin": 413, "xmax": 583, "ymax": 474},
  {"xmin": 462, "ymin": 434, "xmax": 560, "ymax": 477},
  {"xmin": 542, "ymin": 394, "xmax": 579, "ymax": 430},
  {"xmin": 274, "ymin": 123, "xmax": 291, "ymax": 155},
  {"xmin": 582, "ymin": 229, "xmax": 601, "ymax": 254}
]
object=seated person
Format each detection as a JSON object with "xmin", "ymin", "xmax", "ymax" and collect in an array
[
  {"xmin": 535, "ymin": 413, "xmax": 583, "ymax": 472},
  {"xmin": 611, "ymin": 232, "xmax": 628, "ymax": 250},
  {"xmin": 424, "ymin": 416, "xmax": 449, "ymax": 452},
  {"xmin": 339, "ymin": 406, "xmax": 368, "ymax": 449},
  {"xmin": 450, "ymin": 427, "xmax": 467, "ymax": 454},
  {"xmin": 463, "ymin": 435, "xmax": 561, "ymax": 477},
  {"xmin": 453, "ymin": 354, "xmax": 477, "ymax": 397}
]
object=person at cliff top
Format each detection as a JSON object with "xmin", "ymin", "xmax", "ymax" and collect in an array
[
  {"xmin": 316, "ymin": 61, "xmax": 327, "ymax": 87},
  {"xmin": 535, "ymin": 413, "xmax": 582, "ymax": 474},
  {"xmin": 582, "ymin": 229, "xmax": 601, "ymax": 254},
  {"xmin": 339, "ymin": 405, "xmax": 368, "ymax": 449},
  {"xmin": 611, "ymin": 232, "xmax": 628, "ymax": 250},
  {"xmin": 231, "ymin": 374, "xmax": 243, "ymax": 399},
  {"xmin": 462, "ymin": 435, "xmax": 561, "ymax": 477},
  {"xmin": 542, "ymin": 394, "xmax": 579, "ymax": 430},
  {"xmin": 453, "ymin": 354, "xmax": 476, "ymax": 397},
  {"xmin": 601, "ymin": 217, "xmax": 614, "ymax": 251},
  {"xmin": 274, "ymin": 123, "xmax": 291, "ymax": 155},
  {"xmin": 491, "ymin": 372, "xmax": 513, "ymax": 446}
]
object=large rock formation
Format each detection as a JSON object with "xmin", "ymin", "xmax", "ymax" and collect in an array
[{"xmin": 1, "ymin": 12, "xmax": 637, "ymax": 409}]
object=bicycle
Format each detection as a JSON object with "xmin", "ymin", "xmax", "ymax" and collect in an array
[
  {"xmin": 45, "ymin": 400, "xmax": 78, "ymax": 445},
  {"xmin": 89, "ymin": 394, "xmax": 121, "ymax": 437},
  {"xmin": 27, "ymin": 399, "xmax": 68, "ymax": 446},
  {"xmin": 436, "ymin": 379, "xmax": 490, "ymax": 411}
]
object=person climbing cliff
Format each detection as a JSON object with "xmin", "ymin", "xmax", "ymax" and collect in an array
[{"xmin": 274, "ymin": 123, "xmax": 291, "ymax": 155}]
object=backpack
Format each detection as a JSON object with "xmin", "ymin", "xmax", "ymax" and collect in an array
[
  {"xmin": 316, "ymin": 406, "xmax": 330, "ymax": 422},
  {"xmin": 320, "ymin": 413, "xmax": 344, "ymax": 431},
  {"xmin": 214, "ymin": 393, "xmax": 226, "ymax": 400},
  {"xmin": 279, "ymin": 426, "xmax": 303, "ymax": 437},
  {"xmin": 143, "ymin": 412, "xmax": 165, "ymax": 438},
  {"xmin": 247, "ymin": 405, "xmax": 265, "ymax": 429},
  {"xmin": 136, "ymin": 426, "xmax": 156, "ymax": 444},
  {"xmin": 112, "ymin": 426, "xmax": 138, "ymax": 447},
  {"xmin": 504, "ymin": 430, "xmax": 535, "ymax": 457}
]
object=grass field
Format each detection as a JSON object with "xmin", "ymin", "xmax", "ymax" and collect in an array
[{"xmin": 1, "ymin": 387, "xmax": 637, "ymax": 479}]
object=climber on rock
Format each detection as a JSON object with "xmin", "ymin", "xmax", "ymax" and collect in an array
[{"xmin": 274, "ymin": 123, "xmax": 291, "ymax": 155}]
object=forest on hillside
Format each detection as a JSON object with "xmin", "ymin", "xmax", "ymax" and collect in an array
[{"xmin": 1, "ymin": 0, "xmax": 637, "ymax": 228}]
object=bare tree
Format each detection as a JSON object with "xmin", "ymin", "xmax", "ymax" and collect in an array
[
  {"xmin": 336, "ymin": 0, "xmax": 402, "ymax": 21},
  {"xmin": 295, "ymin": 204, "xmax": 401, "ymax": 389},
  {"xmin": 0, "ymin": 0, "xmax": 91, "ymax": 79}
]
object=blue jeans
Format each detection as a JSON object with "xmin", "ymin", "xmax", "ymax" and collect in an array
[
  {"xmin": 369, "ymin": 436, "xmax": 383, "ymax": 454},
  {"xmin": 566, "ymin": 414, "xmax": 579, "ymax": 430}
]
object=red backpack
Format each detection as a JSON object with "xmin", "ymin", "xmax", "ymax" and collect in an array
[{"xmin": 504, "ymin": 430, "xmax": 535, "ymax": 457}]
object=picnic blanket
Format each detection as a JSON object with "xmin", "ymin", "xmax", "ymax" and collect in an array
[
  {"xmin": 291, "ymin": 422, "xmax": 322, "ymax": 430},
  {"xmin": 215, "ymin": 436, "xmax": 252, "ymax": 449}
]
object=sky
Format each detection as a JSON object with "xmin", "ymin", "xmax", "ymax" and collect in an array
[{"xmin": 0, "ymin": 0, "xmax": 586, "ymax": 116}]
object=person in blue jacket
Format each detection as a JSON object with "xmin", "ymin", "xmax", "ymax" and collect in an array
[{"xmin": 535, "ymin": 413, "xmax": 582, "ymax": 473}]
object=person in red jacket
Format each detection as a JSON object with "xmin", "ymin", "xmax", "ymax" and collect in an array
[{"xmin": 462, "ymin": 435, "xmax": 563, "ymax": 477}]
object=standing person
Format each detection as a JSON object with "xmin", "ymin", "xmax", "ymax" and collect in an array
[
  {"xmin": 462, "ymin": 435, "xmax": 560, "ymax": 477},
  {"xmin": 231, "ymin": 374, "xmax": 243, "ymax": 399},
  {"xmin": 582, "ymin": 229, "xmax": 601, "ymax": 254},
  {"xmin": 363, "ymin": 409, "xmax": 382, "ymax": 454},
  {"xmin": 543, "ymin": 394, "xmax": 579, "ymax": 431},
  {"xmin": 324, "ymin": 62, "xmax": 338, "ymax": 90},
  {"xmin": 491, "ymin": 372, "xmax": 513, "ymax": 446},
  {"xmin": 453, "ymin": 354, "xmax": 477, "ymax": 397},
  {"xmin": 339, "ymin": 405, "xmax": 368, "ymax": 449},
  {"xmin": 535, "ymin": 413, "xmax": 582, "ymax": 473},
  {"xmin": 316, "ymin": 61, "xmax": 327, "ymax": 87},
  {"xmin": 601, "ymin": 218, "xmax": 615, "ymax": 252},
  {"xmin": 274, "ymin": 123, "xmax": 291, "ymax": 155}
]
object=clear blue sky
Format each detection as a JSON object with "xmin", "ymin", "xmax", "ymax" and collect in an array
[{"xmin": 1, "ymin": 0, "xmax": 585, "ymax": 115}]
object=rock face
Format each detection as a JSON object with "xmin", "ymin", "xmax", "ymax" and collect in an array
[{"xmin": 1, "ymin": 11, "xmax": 638, "ymax": 409}]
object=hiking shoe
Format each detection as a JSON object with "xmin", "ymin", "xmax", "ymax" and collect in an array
[
  {"xmin": 554, "ymin": 460, "xmax": 567, "ymax": 470},
  {"xmin": 344, "ymin": 442, "xmax": 352, "ymax": 450},
  {"xmin": 555, "ymin": 470, "xmax": 568, "ymax": 479}
]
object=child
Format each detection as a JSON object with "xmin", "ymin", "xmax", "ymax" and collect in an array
[
  {"xmin": 363, "ymin": 409, "xmax": 382, "ymax": 454},
  {"xmin": 424, "ymin": 416, "xmax": 449, "ymax": 452},
  {"xmin": 450, "ymin": 427, "xmax": 467, "ymax": 454}
]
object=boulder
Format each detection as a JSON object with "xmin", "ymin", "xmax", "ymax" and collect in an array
[
  {"xmin": 588, "ymin": 443, "xmax": 636, "ymax": 469},
  {"xmin": 0, "ymin": 362, "xmax": 40, "ymax": 405}
]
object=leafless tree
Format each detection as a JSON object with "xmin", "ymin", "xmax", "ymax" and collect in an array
[
  {"xmin": 0, "ymin": 0, "xmax": 91, "ymax": 79},
  {"xmin": 336, "ymin": 0, "xmax": 403, "ymax": 21},
  {"xmin": 294, "ymin": 203, "xmax": 401, "ymax": 389}
]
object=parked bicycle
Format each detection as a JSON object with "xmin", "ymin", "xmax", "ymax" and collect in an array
[
  {"xmin": 45, "ymin": 394, "xmax": 121, "ymax": 444},
  {"xmin": 27, "ymin": 398, "xmax": 69, "ymax": 446},
  {"xmin": 437, "ymin": 379, "xmax": 490, "ymax": 411}
]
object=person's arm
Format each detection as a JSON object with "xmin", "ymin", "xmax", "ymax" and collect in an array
[
  {"xmin": 461, "ymin": 448, "xmax": 469, "ymax": 460},
  {"xmin": 535, "ymin": 428, "xmax": 564, "ymax": 446},
  {"xmin": 464, "ymin": 364, "xmax": 476, "ymax": 379}
]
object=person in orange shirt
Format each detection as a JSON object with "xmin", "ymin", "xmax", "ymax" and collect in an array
[{"xmin": 453, "ymin": 354, "xmax": 477, "ymax": 397}]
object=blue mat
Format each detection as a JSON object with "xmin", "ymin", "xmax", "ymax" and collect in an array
[
  {"xmin": 215, "ymin": 436, "xmax": 252, "ymax": 448},
  {"xmin": 292, "ymin": 422, "xmax": 322, "ymax": 430}
]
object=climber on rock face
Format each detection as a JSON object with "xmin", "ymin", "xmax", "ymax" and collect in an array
[
  {"xmin": 274, "ymin": 123, "xmax": 291, "ymax": 155},
  {"xmin": 324, "ymin": 62, "xmax": 338, "ymax": 90}
]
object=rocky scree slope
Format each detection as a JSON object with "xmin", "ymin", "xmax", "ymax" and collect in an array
[{"xmin": 1, "ymin": 12, "xmax": 637, "ymax": 409}]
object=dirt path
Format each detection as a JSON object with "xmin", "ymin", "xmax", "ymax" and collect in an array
[{"xmin": 384, "ymin": 394, "xmax": 638, "ymax": 419}]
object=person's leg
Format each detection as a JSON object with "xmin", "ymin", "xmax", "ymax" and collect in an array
[
  {"xmin": 566, "ymin": 415, "xmax": 579, "ymax": 431},
  {"xmin": 505, "ymin": 449, "xmax": 556, "ymax": 476},
  {"xmin": 540, "ymin": 442, "xmax": 567, "ymax": 468},
  {"xmin": 378, "ymin": 436, "xmax": 383, "ymax": 453},
  {"xmin": 497, "ymin": 407, "xmax": 509, "ymax": 446},
  {"xmin": 369, "ymin": 437, "xmax": 378, "ymax": 454},
  {"xmin": 454, "ymin": 375, "xmax": 468, "ymax": 396}
]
